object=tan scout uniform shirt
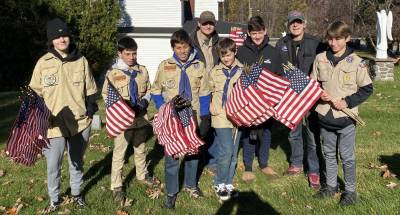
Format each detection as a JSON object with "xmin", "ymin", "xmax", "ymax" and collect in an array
[
  {"xmin": 29, "ymin": 52, "xmax": 97, "ymax": 138},
  {"xmin": 197, "ymin": 31, "xmax": 214, "ymax": 73},
  {"xmin": 310, "ymin": 52, "xmax": 372, "ymax": 118},
  {"xmin": 101, "ymin": 64, "xmax": 151, "ymax": 128},
  {"xmin": 151, "ymin": 57, "xmax": 210, "ymax": 120},
  {"xmin": 209, "ymin": 59, "xmax": 243, "ymax": 128}
]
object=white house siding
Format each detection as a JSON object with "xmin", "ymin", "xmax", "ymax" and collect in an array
[
  {"xmin": 194, "ymin": 0, "xmax": 219, "ymax": 19},
  {"xmin": 126, "ymin": 36, "xmax": 174, "ymax": 82},
  {"xmin": 120, "ymin": 0, "xmax": 182, "ymax": 27}
]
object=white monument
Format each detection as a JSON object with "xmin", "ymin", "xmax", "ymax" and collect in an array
[
  {"xmin": 372, "ymin": 10, "xmax": 395, "ymax": 81},
  {"xmin": 376, "ymin": 10, "xmax": 393, "ymax": 59}
]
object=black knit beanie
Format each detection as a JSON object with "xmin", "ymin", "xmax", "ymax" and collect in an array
[{"xmin": 46, "ymin": 18, "xmax": 70, "ymax": 42}]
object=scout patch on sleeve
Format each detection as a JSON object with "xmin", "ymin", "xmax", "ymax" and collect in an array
[
  {"xmin": 194, "ymin": 63, "xmax": 200, "ymax": 69},
  {"xmin": 359, "ymin": 60, "xmax": 367, "ymax": 68},
  {"xmin": 44, "ymin": 75, "xmax": 57, "ymax": 86},
  {"xmin": 345, "ymin": 56, "xmax": 353, "ymax": 63},
  {"xmin": 113, "ymin": 75, "xmax": 126, "ymax": 82},
  {"xmin": 164, "ymin": 65, "xmax": 176, "ymax": 71}
]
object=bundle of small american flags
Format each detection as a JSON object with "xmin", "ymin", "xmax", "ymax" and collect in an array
[
  {"xmin": 226, "ymin": 63, "xmax": 322, "ymax": 130},
  {"xmin": 226, "ymin": 63, "xmax": 290, "ymax": 127},
  {"xmin": 6, "ymin": 87, "xmax": 51, "ymax": 165},
  {"xmin": 153, "ymin": 102, "xmax": 204, "ymax": 158},
  {"xmin": 105, "ymin": 81, "xmax": 135, "ymax": 138},
  {"xmin": 273, "ymin": 63, "xmax": 323, "ymax": 129}
]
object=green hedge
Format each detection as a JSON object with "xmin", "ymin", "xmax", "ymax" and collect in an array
[{"xmin": 0, "ymin": 0, "xmax": 120, "ymax": 91}]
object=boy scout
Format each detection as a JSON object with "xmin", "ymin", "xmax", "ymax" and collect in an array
[
  {"xmin": 29, "ymin": 18, "xmax": 98, "ymax": 213},
  {"xmin": 310, "ymin": 21, "xmax": 373, "ymax": 206},
  {"xmin": 102, "ymin": 37, "xmax": 155, "ymax": 204},
  {"xmin": 151, "ymin": 29, "xmax": 211, "ymax": 209},
  {"xmin": 209, "ymin": 38, "xmax": 243, "ymax": 201}
]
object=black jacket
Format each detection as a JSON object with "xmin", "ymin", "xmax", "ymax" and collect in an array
[
  {"xmin": 237, "ymin": 36, "xmax": 284, "ymax": 76},
  {"xmin": 275, "ymin": 33, "xmax": 325, "ymax": 75},
  {"xmin": 191, "ymin": 29, "xmax": 219, "ymax": 67}
]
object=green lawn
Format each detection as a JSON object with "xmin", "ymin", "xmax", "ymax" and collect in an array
[{"xmin": 0, "ymin": 68, "xmax": 399, "ymax": 214}]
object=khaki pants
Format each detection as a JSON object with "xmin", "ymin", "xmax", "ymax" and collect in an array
[{"xmin": 110, "ymin": 127, "xmax": 148, "ymax": 190}]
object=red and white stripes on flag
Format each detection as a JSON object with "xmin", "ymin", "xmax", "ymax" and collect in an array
[
  {"xmin": 273, "ymin": 65, "xmax": 323, "ymax": 130},
  {"xmin": 229, "ymin": 30, "xmax": 246, "ymax": 48},
  {"xmin": 105, "ymin": 82, "xmax": 135, "ymax": 137},
  {"xmin": 6, "ymin": 91, "xmax": 51, "ymax": 166},
  {"xmin": 226, "ymin": 64, "xmax": 290, "ymax": 127},
  {"xmin": 153, "ymin": 102, "xmax": 204, "ymax": 158}
]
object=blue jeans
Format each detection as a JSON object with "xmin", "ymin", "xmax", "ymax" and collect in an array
[
  {"xmin": 164, "ymin": 155, "xmax": 198, "ymax": 195},
  {"xmin": 214, "ymin": 128, "xmax": 242, "ymax": 185},
  {"xmin": 207, "ymin": 134, "xmax": 218, "ymax": 168},
  {"xmin": 288, "ymin": 115, "xmax": 320, "ymax": 174},
  {"xmin": 242, "ymin": 123, "xmax": 271, "ymax": 171}
]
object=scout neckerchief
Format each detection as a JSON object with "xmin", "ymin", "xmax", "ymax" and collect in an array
[
  {"xmin": 326, "ymin": 47, "xmax": 353, "ymax": 67},
  {"xmin": 173, "ymin": 49, "xmax": 198, "ymax": 101},
  {"xmin": 112, "ymin": 58, "xmax": 140, "ymax": 106},
  {"xmin": 221, "ymin": 65, "xmax": 239, "ymax": 106}
]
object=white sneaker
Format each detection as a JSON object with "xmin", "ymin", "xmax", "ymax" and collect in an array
[
  {"xmin": 212, "ymin": 184, "xmax": 230, "ymax": 201},
  {"xmin": 225, "ymin": 184, "xmax": 239, "ymax": 198}
]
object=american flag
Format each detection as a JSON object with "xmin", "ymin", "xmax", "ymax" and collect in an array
[
  {"xmin": 273, "ymin": 64, "xmax": 323, "ymax": 129},
  {"xmin": 105, "ymin": 82, "xmax": 135, "ymax": 137},
  {"xmin": 229, "ymin": 30, "xmax": 246, "ymax": 48},
  {"xmin": 153, "ymin": 102, "xmax": 204, "ymax": 157},
  {"xmin": 6, "ymin": 90, "xmax": 51, "ymax": 166},
  {"xmin": 226, "ymin": 63, "xmax": 290, "ymax": 127}
]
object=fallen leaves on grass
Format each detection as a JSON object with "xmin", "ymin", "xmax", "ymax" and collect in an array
[
  {"xmin": 89, "ymin": 143, "xmax": 111, "ymax": 153},
  {"xmin": 36, "ymin": 196, "xmax": 44, "ymax": 202},
  {"xmin": 2, "ymin": 180, "xmax": 13, "ymax": 186},
  {"xmin": 0, "ymin": 169, "xmax": 5, "ymax": 177},
  {"xmin": 334, "ymin": 192, "xmax": 342, "ymax": 199},
  {"xmin": 382, "ymin": 170, "xmax": 397, "ymax": 179},
  {"xmin": 57, "ymin": 208, "xmax": 71, "ymax": 215},
  {"xmin": 116, "ymin": 209, "xmax": 129, "ymax": 215},
  {"xmin": 379, "ymin": 164, "xmax": 388, "ymax": 172},
  {"xmin": 89, "ymin": 133, "xmax": 100, "ymax": 141},
  {"xmin": 386, "ymin": 182, "xmax": 398, "ymax": 189},
  {"xmin": 305, "ymin": 205, "xmax": 313, "ymax": 209},
  {"xmin": 146, "ymin": 187, "xmax": 162, "ymax": 199},
  {"xmin": 0, "ymin": 206, "xmax": 6, "ymax": 211},
  {"xmin": 122, "ymin": 198, "xmax": 133, "ymax": 208},
  {"xmin": 372, "ymin": 131, "xmax": 382, "ymax": 137},
  {"xmin": 60, "ymin": 196, "xmax": 74, "ymax": 206},
  {"xmin": 6, "ymin": 198, "xmax": 24, "ymax": 215}
]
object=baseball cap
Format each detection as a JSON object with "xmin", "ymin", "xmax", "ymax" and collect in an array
[
  {"xmin": 288, "ymin": 11, "xmax": 305, "ymax": 23},
  {"xmin": 199, "ymin": 11, "xmax": 216, "ymax": 25}
]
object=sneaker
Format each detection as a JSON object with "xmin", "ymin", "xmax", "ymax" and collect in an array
[
  {"xmin": 308, "ymin": 173, "xmax": 320, "ymax": 189},
  {"xmin": 183, "ymin": 186, "xmax": 203, "ymax": 198},
  {"xmin": 260, "ymin": 167, "xmax": 279, "ymax": 179},
  {"xmin": 112, "ymin": 187, "xmax": 126, "ymax": 204},
  {"xmin": 40, "ymin": 201, "xmax": 60, "ymax": 214},
  {"xmin": 72, "ymin": 195, "xmax": 86, "ymax": 208},
  {"xmin": 164, "ymin": 194, "xmax": 177, "ymax": 209},
  {"xmin": 340, "ymin": 191, "xmax": 357, "ymax": 207},
  {"xmin": 213, "ymin": 184, "xmax": 230, "ymax": 201},
  {"xmin": 313, "ymin": 185, "xmax": 336, "ymax": 199},
  {"xmin": 225, "ymin": 184, "xmax": 239, "ymax": 199},
  {"xmin": 241, "ymin": 171, "xmax": 255, "ymax": 183},
  {"xmin": 283, "ymin": 165, "xmax": 304, "ymax": 176}
]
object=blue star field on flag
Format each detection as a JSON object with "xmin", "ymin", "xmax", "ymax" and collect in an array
[
  {"xmin": 16, "ymin": 100, "xmax": 30, "ymax": 128},
  {"xmin": 241, "ymin": 63, "xmax": 262, "ymax": 89},
  {"xmin": 284, "ymin": 67, "xmax": 310, "ymax": 94},
  {"xmin": 106, "ymin": 84, "xmax": 120, "ymax": 108},
  {"xmin": 177, "ymin": 107, "xmax": 193, "ymax": 127}
]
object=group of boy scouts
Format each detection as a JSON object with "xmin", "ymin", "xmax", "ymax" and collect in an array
[{"xmin": 28, "ymin": 9, "xmax": 373, "ymax": 213}]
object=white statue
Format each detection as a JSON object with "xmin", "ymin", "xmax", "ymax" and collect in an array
[{"xmin": 376, "ymin": 10, "xmax": 393, "ymax": 59}]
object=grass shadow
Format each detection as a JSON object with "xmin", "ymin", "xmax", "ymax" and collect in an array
[
  {"xmin": 379, "ymin": 153, "xmax": 400, "ymax": 180},
  {"xmin": 80, "ymin": 152, "xmax": 113, "ymax": 196},
  {"xmin": 215, "ymin": 191, "xmax": 279, "ymax": 215}
]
